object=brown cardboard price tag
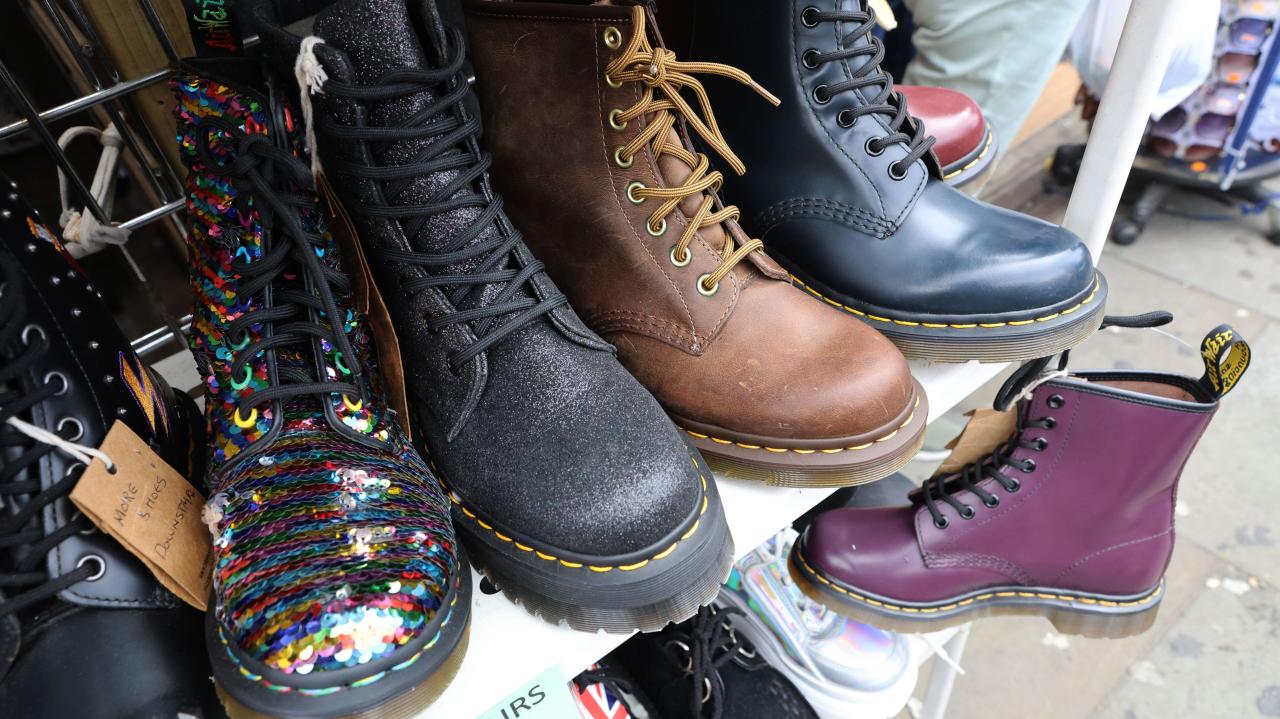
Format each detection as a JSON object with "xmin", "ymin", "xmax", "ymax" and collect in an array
[
  {"xmin": 933, "ymin": 407, "xmax": 1018, "ymax": 477},
  {"xmin": 69, "ymin": 422, "xmax": 212, "ymax": 610}
]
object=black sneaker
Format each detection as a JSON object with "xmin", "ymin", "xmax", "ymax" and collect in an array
[
  {"xmin": 605, "ymin": 604, "xmax": 821, "ymax": 719},
  {"xmin": 0, "ymin": 177, "xmax": 218, "ymax": 718},
  {"xmin": 251, "ymin": 0, "xmax": 732, "ymax": 633}
]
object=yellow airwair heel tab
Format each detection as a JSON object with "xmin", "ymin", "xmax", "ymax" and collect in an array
[{"xmin": 1197, "ymin": 324, "xmax": 1250, "ymax": 399}]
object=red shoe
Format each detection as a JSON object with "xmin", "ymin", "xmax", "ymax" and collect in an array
[{"xmin": 899, "ymin": 85, "xmax": 997, "ymax": 193}]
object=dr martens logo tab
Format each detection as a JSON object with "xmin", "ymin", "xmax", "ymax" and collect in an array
[{"xmin": 1198, "ymin": 323, "xmax": 1250, "ymax": 398}]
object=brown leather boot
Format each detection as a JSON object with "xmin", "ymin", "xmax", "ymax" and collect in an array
[{"xmin": 463, "ymin": 0, "xmax": 927, "ymax": 487}]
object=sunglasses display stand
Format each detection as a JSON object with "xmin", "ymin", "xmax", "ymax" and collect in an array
[{"xmin": 1055, "ymin": 2, "xmax": 1280, "ymax": 246}]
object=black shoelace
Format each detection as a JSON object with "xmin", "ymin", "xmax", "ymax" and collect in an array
[
  {"xmin": 923, "ymin": 311, "xmax": 1175, "ymax": 529},
  {"xmin": 0, "ymin": 255, "xmax": 99, "ymax": 618},
  {"xmin": 317, "ymin": 26, "xmax": 565, "ymax": 373},
  {"xmin": 666, "ymin": 605, "xmax": 765, "ymax": 719},
  {"xmin": 195, "ymin": 116, "xmax": 367, "ymax": 416},
  {"xmin": 801, "ymin": 5, "xmax": 935, "ymax": 178}
]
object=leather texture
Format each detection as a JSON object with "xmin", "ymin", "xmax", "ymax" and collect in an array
[
  {"xmin": 801, "ymin": 372, "xmax": 1218, "ymax": 602},
  {"xmin": 462, "ymin": 0, "xmax": 916, "ymax": 444},
  {"xmin": 897, "ymin": 84, "xmax": 986, "ymax": 169},
  {"xmin": 252, "ymin": 0, "xmax": 705, "ymax": 556},
  {"xmin": 0, "ymin": 180, "xmax": 214, "ymax": 712},
  {"xmin": 688, "ymin": 0, "xmax": 1098, "ymax": 319}
]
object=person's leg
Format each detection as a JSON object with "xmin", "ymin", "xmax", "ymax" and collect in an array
[{"xmin": 903, "ymin": 0, "xmax": 1090, "ymax": 149}]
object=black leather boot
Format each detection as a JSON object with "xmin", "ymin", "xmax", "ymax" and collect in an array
[
  {"xmin": 251, "ymin": 0, "xmax": 732, "ymax": 634},
  {"xmin": 690, "ymin": 0, "xmax": 1107, "ymax": 362},
  {"xmin": 0, "ymin": 179, "xmax": 219, "ymax": 719}
]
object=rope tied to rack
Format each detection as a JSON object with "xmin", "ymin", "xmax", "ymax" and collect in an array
[{"xmin": 55, "ymin": 123, "xmax": 130, "ymax": 258}]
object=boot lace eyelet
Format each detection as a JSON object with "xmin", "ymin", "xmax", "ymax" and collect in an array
[
  {"xmin": 801, "ymin": 6, "xmax": 821, "ymax": 27},
  {"xmin": 696, "ymin": 274, "xmax": 720, "ymax": 297},
  {"xmin": 837, "ymin": 109, "xmax": 856, "ymax": 127},
  {"xmin": 802, "ymin": 49, "xmax": 821, "ymax": 69},
  {"xmin": 57, "ymin": 417, "xmax": 84, "ymax": 442},
  {"xmin": 1007, "ymin": 478, "xmax": 1022, "ymax": 492},
  {"xmin": 44, "ymin": 371, "xmax": 69, "ymax": 396},
  {"xmin": 603, "ymin": 26, "xmax": 623, "ymax": 50},
  {"xmin": 608, "ymin": 109, "xmax": 628, "ymax": 131},
  {"xmin": 1047, "ymin": 394, "xmax": 1065, "ymax": 409},
  {"xmin": 1041, "ymin": 416, "xmax": 1057, "ymax": 429},
  {"xmin": 1021, "ymin": 459, "xmax": 1037, "ymax": 473},
  {"xmin": 812, "ymin": 85, "xmax": 831, "ymax": 104},
  {"xmin": 1034, "ymin": 437, "xmax": 1049, "ymax": 451},
  {"xmin": 864, "ymin": 138, "xmax": 884, "ymax": 157},
  {"xmin": 626, "ymin": 181, "xmax": 647, "ymax": 204},
  {"xmin": 933, "ymin": 516, "xmax": 950, "ymax": 530},
  {"xmin": 959, "ymin": 505, "xmax": 976, "ymax": 520},
  {"xmin": 21, "ymin": 324, "xmax": 45, "ymax": 346},
  {"xmin": 888, "ymin": 162, "xmax": 909, "ymax": 180},
  {"xmin": 669, "ymin": 245, "xmax": 692, "ymax": 267},
  {"xmin": 76, "ymin": 554, "xmax": 106, "ymax": 581},
  {"xmin": 984, "ymin": 495, "xmax": 1000, "ymax": 508}
]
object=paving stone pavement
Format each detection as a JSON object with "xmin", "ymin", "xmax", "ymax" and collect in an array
[{"xmin": 897, "ymin": 185, "xmax": 1279, "ymax": 719}]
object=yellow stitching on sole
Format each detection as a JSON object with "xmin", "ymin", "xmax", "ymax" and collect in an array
[
  {"xmin": 791, "ymin": 275, "xmax": 1101, "ymax": 330},
  {"xmin": 681, "ymin": 397, "xmax": 919, "ymax": 454},
  {"xmin": 942, "ymin": 129, "xmax": 994, "ymax": 179}
]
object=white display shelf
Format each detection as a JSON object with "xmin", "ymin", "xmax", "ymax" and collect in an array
[
  {"xmin": 429, "ymin": 359, "xmax": 1007, "ymax": 719},
  {"xmin": 148, "ymin": 352, "xmax": 1004, "ymax": 718}
]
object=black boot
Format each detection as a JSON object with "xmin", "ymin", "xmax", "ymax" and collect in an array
[
  {"xmin": 689, "ymin": 0, "xmax": 1106, "ymax": 362},
  {"xmin": 0, "ymin": 178, "xmax": 218, "ymax": 719},
  {"xmin": 250, "ymin": 0, "xmax": 733, "ymax": 633}
]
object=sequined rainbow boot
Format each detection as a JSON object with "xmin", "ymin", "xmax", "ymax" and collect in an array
[{"xmin": 173, "ymin": 61, "xmax": 469, "ymax": 719}]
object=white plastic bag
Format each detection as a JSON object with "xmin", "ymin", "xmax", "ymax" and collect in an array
[{"xmin": 1070, "ymin": 0, "xmax": 1222, "ymax": 118}]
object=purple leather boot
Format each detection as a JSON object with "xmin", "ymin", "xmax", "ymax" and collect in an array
[{"xmin": 790, "ymin": 315, "xmax": 1250, "ymax": 638}]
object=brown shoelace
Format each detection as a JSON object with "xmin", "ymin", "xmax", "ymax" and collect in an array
[{"xmin": 606, "ymin": 5, "xmax": 779, "ymax": 294}]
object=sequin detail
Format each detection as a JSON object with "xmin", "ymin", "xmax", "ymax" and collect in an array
[{"xmin": 173, "ymin": 73, "xmax": 457, "ymax": 680}]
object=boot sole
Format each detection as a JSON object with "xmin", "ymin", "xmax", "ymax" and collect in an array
[
  {"xmin": 942, "ymin": 124, "xmax": 997, "ymax": 196},
  {"xmin": 674, "ymin": 379, "xmax": 928, "ymax": 488},
  {"xmin": 451, "ymin": 452, "xmax": 733, "ymax": 634},
  {"xmin": 788, "ymin": 271, "xmax": 1108, "ymax": 364},
  {"xmin": 789, "ymin": 543, "xmax": 1161, "ymax": 639},
  {"xmin": 207, "ymin": 549, "xmax": 473, "ymax": 719}
]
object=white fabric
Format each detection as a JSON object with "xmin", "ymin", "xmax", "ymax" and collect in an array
[{"xmin": 295, "ymin": 36, "xmax": 330, "ymax": 179}]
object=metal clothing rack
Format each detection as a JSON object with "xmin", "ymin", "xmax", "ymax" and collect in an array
[{"xmin": 0, "ymin": 0, "xmax": 215, "ymax": 354}]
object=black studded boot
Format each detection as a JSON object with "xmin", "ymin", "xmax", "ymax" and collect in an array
[{"xmin": 0, "ymin": 177, "xmax": 218, "ymax": 719}]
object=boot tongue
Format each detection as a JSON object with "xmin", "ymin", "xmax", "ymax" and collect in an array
[{"xmin": 313, "ymin": 0, "xmax": 522, "ymax": 302}]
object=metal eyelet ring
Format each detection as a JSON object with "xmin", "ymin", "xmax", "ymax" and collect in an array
[
  {"xmin": 233, "ymin": 407, "xmax": 258, "ymax": 429},
  {"xmin": 837, "ymin": 109, "xmax": 856, "ymax": 128},
  {"xmin": 934, "ymin": 516, "xmax": 950, "ymax": 530},
  {"xmin": 68, "ymin": 502, "xmax": 96, "ymax": 535},
  {"xmin": 626, "ymin": 181, "xmax": 647, "ymax": 204},
  {"xmin": 664, "ymin": 639, "xmax": 693, "ymax": 673},
  {"xmin": 802, "ymin": 49, "xmax": 821, "ymax": 69},
  {"xmin": 669, "ymin": 245, "xmax": 692, "ymax": 267},
  {"xmin": 647, "ymin": 218, "xmax": 667, "ymax": 237},
  {"xmin": 614, "ymin": 147, "xmax": 633, "ymax": 168},
  {"xmin": 696, "ymin": 273, "xmax": 720, "ymax": 297},
  {"xmin": 812, "ymin": 84, "xmax": 831, "ymax": 104},
  {"xmin": 230, "ymin": 365, "xmax": 253, "ymax": 391},
  {"xmin": 44, "ymin": 371, "xmax": 69, "ymax": 396},
  {"xmin": 888, "ymin": 162, "xmax": 909, "ymax": 180},
  {"xmin": 1021, "ymin": 459, "xmax": 1037, "ymax": 473},
  {"xmin": 343, "ymin": 395, "xmax": 364, "ymax": 412},
  {"xmin": 57, "ymin": 417, "xmax": 84, "ymax": 442},
  {"xmin": 701, "ymin": 677, "xmax": 713, "ymax": 704},
  {"xmin": 21, "ymin": 324, "xmax": 45, "ymax": 346},
  {"xmin": 1047, "ymin": 394, "xmax": 1065, "ymax": 409},
  {"xmin": 605, "ymin": 73, "xmax": 623, "ymax": 88},
  {"xmin": 609, "ymin": 108, "xmax": 628, "ymax": 131},
  {"xmin": 984, "ymin": 495, "xmax": 1000, "ymax": 509},
  {"xmin": 1042, "ymin": 416, "xmax": 1057, "ymax": 429},
  {"xmin": 864, "ymin": 137, "xmax": 884, "ymax": 157},
  {"xmin": 334, "ymin": 352, "xmax": 352, "ymax": 375},
  {"xmin": 1007, "ymin": 478, "xmax": 1022, "ymax": 493},
  {"xmin": 801, "ymin": 6, "xmax": 821, "ymax": 27},
  {"xmin": 77, "ymin": 554, "xmax": 106, "ymax": 581},
  {"xmin": 1034, "ymin": 437, "xmax": 1049, "ymax": 451},
  {"xmin": 603, "ymin": 26, "xmax": 623, "ymax": 49},
  {"xmin": 959, "ymin": 505, "xmax": 976, "ymax": 520}
]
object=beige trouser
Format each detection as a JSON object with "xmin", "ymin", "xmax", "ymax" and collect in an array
[{"xmin": 902, "ymin": 0, "xmax": 1091, "ymax": 149}]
